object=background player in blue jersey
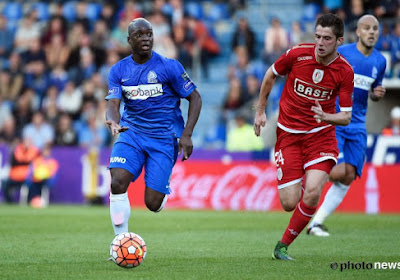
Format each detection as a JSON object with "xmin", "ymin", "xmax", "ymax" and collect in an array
[
  {"xmin": 105, "ymin": 18, "xmax": 202, "ymax": 236},
  {"xmin": 308, "ymin": 15, "xmax": 386, "ymax": 236}
]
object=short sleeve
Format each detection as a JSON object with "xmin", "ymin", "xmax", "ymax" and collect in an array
[
  {"xmin": 271, "ymin": 47, "xmax": 295, "ymax": 76},
  {"xmin": 338, "ymin": 68, "xmax": 354, "ymax": 112},
  {"xmin": 105, "ymin": 64, "xmax": 122, "ymax": 100},
  {"xmin": 166, "ymin": 59, "xmax": 197, "ymax": 98},
  {"xmin": 372, "ymin": 56, "xmax": 387, "ymax": 89}
]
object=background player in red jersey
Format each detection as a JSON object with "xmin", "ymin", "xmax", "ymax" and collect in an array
[{"xmin": 253, "ymin": 13, "xmax": 354, "ymax": 260}]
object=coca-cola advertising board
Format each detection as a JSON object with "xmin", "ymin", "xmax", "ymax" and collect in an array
[{"xmin": 128, "ymin": 161, "xmax": 400, "ymax": 213}]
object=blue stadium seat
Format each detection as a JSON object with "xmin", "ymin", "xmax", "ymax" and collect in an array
[
  {"xmin": 185, "ymin": 2, "xmax": 203, "ymax": 19},
  {"xmin": 205, "ymin": 3, "xmax": 230, "ymax": 22},
  {"xmin": 86, "ymin": 3, "xmax": 101, "ymax": 22},
  {"xmin": 302, "ymin": 3, "xmax": 321, "ymax": 22},
  {"xmin": 2, "ymin": 2, "xmax": 23, "ymax": 21},
  {"xmin": 63, "ymin": 1, "xmax": 77, "ymax": 22},
  {"xmin": 31, "ymin": 2, "xmax": 50, "ymax": 21}
]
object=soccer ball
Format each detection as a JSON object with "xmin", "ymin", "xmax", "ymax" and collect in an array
[{"xmin": 109, "ymin": 232, "xmax": 147, "ymax": 268}]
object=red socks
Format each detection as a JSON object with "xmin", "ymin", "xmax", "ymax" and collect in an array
[{"xmin": 281, "ymin": 200, "xmax": 316, "ymax": 246}]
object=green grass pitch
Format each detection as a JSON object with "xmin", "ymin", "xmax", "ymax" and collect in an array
[{"xmin": 0, "ymin": 205, "xmax": 399, "ymax": 280}]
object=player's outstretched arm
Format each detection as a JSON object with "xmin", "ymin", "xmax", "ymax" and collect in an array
[
  {"xmin": 105, "ymin": 98, "xmax": 128, "ymax": 136},
  {"xmin": 370, "ymin": 85, "xmax": 386, "ymax": 102},
  {"xmin": 254, "ymin": 67, "xmax": 277, "ymax": 136},
  {"xmin": 179, "ymin": 89, "xmax": 202, "ymax": 161},
  {"xmin": 311, "ymin": 100, "xmax": 352, "ymax": 126}
]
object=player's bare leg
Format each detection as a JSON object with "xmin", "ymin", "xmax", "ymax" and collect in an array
[
  {"xmin": 308, "ymin": 163, "xmax": 356, "ymax": 236},
  {"xmin": 109, "ymin": 168, "xmax": 133, "ymax": 236},
  {"xmin": 144, "ymin": 187, "xmax": 168, "ymax": 212},
  {"xmin": 274, "ymin": 169, "xmax": 328, "ymax": 260}
]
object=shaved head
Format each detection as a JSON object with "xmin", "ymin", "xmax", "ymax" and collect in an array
[
  {"xmin": 128, "ymin": 18, "xmax": 152, "ymax": 35},
  {"xmin": 357, "ymin": 15, "xmax": 378, "ymax": 28},
  {"xmin": 356, "ymin": 14, "xmax": 379, "ymax": 52},
  {"xmin": 127, "ymin": 17, "xmax": 153, "ymax": 62}
]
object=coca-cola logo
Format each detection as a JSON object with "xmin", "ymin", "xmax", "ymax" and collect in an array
[{"xmin": 168, "ymin": 163, "xmax": 278, "ymax": 211}]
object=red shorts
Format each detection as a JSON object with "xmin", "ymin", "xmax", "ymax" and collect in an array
[{"xmin": 274, "ymin": 127, "xmax": 338, "ymax": 189}]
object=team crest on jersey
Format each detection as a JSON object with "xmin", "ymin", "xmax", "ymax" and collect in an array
[
  {"xmin": 372, "ymin": 67, "xmax": 377, "ymax": 79},
  {"xmin": 312, "ymin": 69, "xmax": 324, "ymax": 84},
  {"xmin": 147, "ymin": 71, "xmax": 158, "ymax": 83}
]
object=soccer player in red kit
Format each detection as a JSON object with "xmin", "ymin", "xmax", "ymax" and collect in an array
[{"xmin": 253, "ymin": 13, "xmax": 354, "ymax": 260}]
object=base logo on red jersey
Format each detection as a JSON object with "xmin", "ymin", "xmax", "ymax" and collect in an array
[{"xmin": 294, "ymin": 78, "xmax": 333, "ymax": 101}]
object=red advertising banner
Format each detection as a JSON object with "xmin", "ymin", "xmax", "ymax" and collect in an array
[{"xmin": 128, "ymin": 162, "xmax": 400, "ymax": 213}]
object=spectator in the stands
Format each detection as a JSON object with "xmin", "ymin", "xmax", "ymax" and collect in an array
[
  {"xmin": 0, "ymin": 15, "xmax": 15, "ymax": 60},
  {"xmin": 226, "ymin": 113, "xmax": 264, "ymax": 152},
  {"xmin": 186, "ymin": 14, "xmax": 220, "ymax": 79},
  {"xmin": 0, "ymin": 69, "xmax": 23, "ymax": 107},
  {"xmin": 228, "ymin": 46, "xmax": 251, "ymax": 87},
  {"xmin": 222, "ymin": 77, "xmax": 245, "ymax": 128},
  {"xmin": 42, "ymin": 85, "xmax": 60, "ymax": 127},
  {"xmin": 21, "ymin": 38, "xmax": 46, "ymax": 66},
  {"xmin": 69, "ymin": 48, "xmax": 96, "ymax": 85},
  {"xmin": 26, "ymin": 143, "xmax": 59, "ymax": 206},
  {"xmin": 55, "ymin": 113, "xmax": 78, "ymax": 146},
  {"xmin": 232, "ymin": 16, "xmax": 255, "ymax": 60},
  {"xmin": 0, "ymin": 115, "xmax": 18, "ymax": 145},
  {"xmin": 90, "ymin": 19, "xmax": 110, "ymax": 50},
  {"xmin": 345, "ymin": 0, "xmax": 364, "ymax": 28},
  {"xmin": 375, "ymin": 23, "xmax": 392, "ymax": 52},
  {"xmin": 12, "ymin": 89, "xmax": 34, "ymax": 139},
  {"xmin": 1, "ymin": 136, "xmax": 39, "ymax": 203},
  {"xmin": 99, "ymin": 50, "xmax": 120, "ymax": 84},
  {"xmin": 78, "ymin": 104, "xmax": 109, "ymax": 148},
  {"xmin": 67, "ymin": 22, "xmax": 86, "ymax": 50},
  {"xmin": 100, "ymin": 3, "xmax": 117, "ymax": 30},
  {"xmin": 41, "ymin": 16, "xmax": 67, "ymax": 47},
  {"xmin": 110, "ymin": 17, "xmax": 131, "ymax": 57},
  {"xmin": 263, "ymin": 17, "xmax": 288, "ymax": 65},
  {"xmin": 67, "ymin": 33, "xmax": 105, "ymax": 72},
  {"xmin": 119, "ymin": 0, "xmax": 143, "ymax": 21},
  {"xmin": 14, "ymin": 11, "xmax": 42, "ymax": 52},
  {"xmin": 391, "ymin": 22, "xmax": 400, "ymax": 73},
  {"xmin": 23, "ymin": 60, "xmax": 50, "ymax": 107},
  {"xmin": 150, "ymin": 11, "xmax": 177, "ymax": 58},
  {"xmin": 382, "ymin": 106, "xmax": 400, "ymax": 136},
  {"xmin": 22, "ymin": 111, "xmax": 55, "ymax": 149},
  {"xmin": 288, "ymin": 21, "xmax": 303, "ymax": 47},
  {"xmin": 57, "ymin": 81, "xmax": 82, "ymax": 119},
  {"xmin": 172, "ymin": 21, "xmax": 192, "ymax": 70},
  {"xmin": 75, "ymin": 2, "xmax": 90, "ymax": 32},
  {"xmin": 170, "ymin": 0, "xmax": 184, "ymax": 26},
  {"xmin": 45, "ymin": 34, "xmax": 70, "ymax": 69},
  {"xmin": 0, "ymin": 95, "xmax": 11, "ymax": 130}
]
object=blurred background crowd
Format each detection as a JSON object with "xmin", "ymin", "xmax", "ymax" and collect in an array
[{"xmin": 0, "ymin": 0, "xmax": 399, "ymax": 153}]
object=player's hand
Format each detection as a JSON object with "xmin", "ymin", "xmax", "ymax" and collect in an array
[
  {"xmin": 105, "ymin": 120, "xmax": 128, "ymax": 136},
  {"xmin": 311, "ymin": 100, "xmax": 325, "ymax": 123},
  {"xmin": 254, "ymin": 110, "xmax": 267, "ymax": 136},
  {"xmin": 178, "ymin": 134, "xmax": 193, "ymax": 161},
  {"xmin": 373, "ymin": 85, "xmax": 386, "ymax": 99}
]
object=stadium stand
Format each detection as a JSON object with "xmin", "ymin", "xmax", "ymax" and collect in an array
[{"xmin": 0, "ymin": 0, "xmax": 398, "ymax": 151}]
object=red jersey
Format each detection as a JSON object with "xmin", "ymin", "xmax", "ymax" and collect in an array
[{"xmin": 272, "ymin": 44, "xmax": 354, "ymax": 133}]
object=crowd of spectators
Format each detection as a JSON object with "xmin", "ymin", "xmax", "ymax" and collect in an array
[{"xmin": 0, "ymin": 0, "xmax": 238, "ymax": 149}]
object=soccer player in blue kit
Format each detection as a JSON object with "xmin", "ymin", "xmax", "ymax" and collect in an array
[
  {"xmin": 105, "ymin": 18, "xmax": 202, "ymax": 236},
  {"xmin": 308, "ymin": 15, "xmax": 386, "ymax": 236}
]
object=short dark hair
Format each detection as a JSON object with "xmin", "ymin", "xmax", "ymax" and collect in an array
[{"xmin": 315, "ymin": 13, "xmax": 344, "ymax": 39}]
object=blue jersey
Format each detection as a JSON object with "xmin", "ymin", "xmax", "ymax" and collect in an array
[
  {"xmin": 106, "ymin": 51, "xmax": 196, "ymax": 137},
  {"xmin": 336, "ymin": 43, "xmax": 386, "ymax": 129}
]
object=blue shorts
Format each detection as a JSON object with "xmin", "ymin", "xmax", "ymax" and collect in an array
[
  {"xmin": 109, "ymin": 129, "xmax": 178, "ymax": 194},
  {"xmin": 336, "ymin": 126, "xmax": 367, "ymax": 177}
]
